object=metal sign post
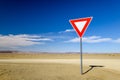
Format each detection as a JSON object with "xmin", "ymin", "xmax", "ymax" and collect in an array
[{"xmin": 80, "ymin": 37, "xmax": 83, "ymax": 74}]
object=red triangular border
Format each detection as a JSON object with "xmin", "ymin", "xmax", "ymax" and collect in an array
[{"xmin": 69, "ymin": 17, "xmax": 92, "ymax": 37}]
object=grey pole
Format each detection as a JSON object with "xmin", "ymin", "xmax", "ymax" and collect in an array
[{"xmin": 80, "ymin": 37, "xmax": 83, "ymax": 74}]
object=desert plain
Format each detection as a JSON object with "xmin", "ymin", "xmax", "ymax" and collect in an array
[{"xmin": 0, "ymin": 52, "xmax": 120, "ymax": 80}]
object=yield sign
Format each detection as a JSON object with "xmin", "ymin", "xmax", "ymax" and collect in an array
[{"xmin": 69, "ymin": 17, "xmax": 92, "ymax": 37}]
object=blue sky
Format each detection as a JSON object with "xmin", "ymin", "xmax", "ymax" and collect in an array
[{"xmin": 0, "ymin": 0, "xmax": 120, "ymax": 53}]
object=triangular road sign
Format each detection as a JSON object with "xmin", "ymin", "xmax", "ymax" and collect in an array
[{"xmin": 69, "ymin": 17, "xmax": 92, "ymax": 37}]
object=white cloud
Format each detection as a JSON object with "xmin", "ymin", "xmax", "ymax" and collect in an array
[
  {"xmin": 28, "ymin": 38, "xmax": 53, "ymax": 41},
  {"xmin": 65, "ymin": 36, "xmax": 112, "ymax": 43},
  {"xmin": 66, "ymin": 37, "xmax": 79, "ymax": 42},
  {"xmin": 65, "ymin": 29, "xmax": 74, "ymax": 32},
  {"xmin": 0, "ymin": 34, "xmax": 52, "ymax": 48},
  {"xmin": 83, "ymin": 36, "xmax": 112, "ymax": 43},
  {"xmin": 114, "ymin": 38, "xmax": 120, "ymax": 43},
  {"xmin": 59, "ymin": 29, "xmax": 74, "ymax": 33}
]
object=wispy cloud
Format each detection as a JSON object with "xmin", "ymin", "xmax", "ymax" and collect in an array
[
  {"xmin": 83, "ymin": 36, "xmax": 112, "ymax": 43},
  {"xmin": 114, "ymin": 38, "xmax": 120, "ymax": 43},
  {"xmin": 28, "ymin": 38, "xmax": 52, "ymax": 41},
  {"xmin": 59, "ymin": 29, "xmax": 74, "ymax": 33},
  {"xmin": 65, "ymin": 36, "xmax": 112, "ymax": 43},
  {"xmin": 0, "ymin": 34, "xmax": 52, "ymax": 48},
  {"xmin": 64, "ymin": 29, "xmax": 74, "ymax": 32}
]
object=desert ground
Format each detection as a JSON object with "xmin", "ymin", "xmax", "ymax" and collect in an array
[{"xmin": 0, "ymin": 53, "xmax": 120, "ymax": 80}]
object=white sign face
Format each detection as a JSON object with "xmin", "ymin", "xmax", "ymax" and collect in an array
[{"xmin": 74, "ymin": 21, "xmax": 87, "ymax": 32}]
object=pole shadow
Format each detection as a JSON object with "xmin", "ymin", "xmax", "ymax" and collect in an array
[{"xmin": 82, "ymin": 65, "xmax": 104, "ymax": 75}]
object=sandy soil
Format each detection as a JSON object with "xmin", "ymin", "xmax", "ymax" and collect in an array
[
  {"xmin": 0, "ymin": 53, "xmax": 120, "ymax": 80},
  {"xmin": 1, "ymin": 63, "xmax": 120, "ymax": 80},
  {"xmin": 0, "ymin": 59, "xmax": 120, "ymax": 72},
  {"xmin": 0, "ymin": 53, "xmax": 120, "ymax": 59}
]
